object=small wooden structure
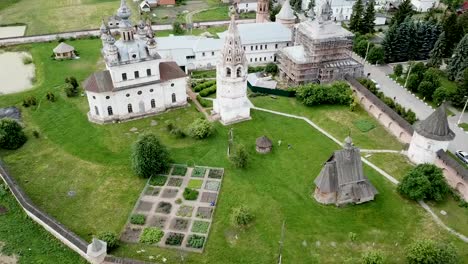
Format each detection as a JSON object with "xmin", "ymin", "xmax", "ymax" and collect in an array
[
  {"xmin": 256, "ymin": 136, "xmax": 272, "ymax": 153},
  {"xmin": 53, "ymin": 42, "xmax": 75, "ymax": 60}
]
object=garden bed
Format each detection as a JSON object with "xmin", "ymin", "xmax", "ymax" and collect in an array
[{"xmin": 121, "ymin": 165, "xmax": 224, "ymax": 252}]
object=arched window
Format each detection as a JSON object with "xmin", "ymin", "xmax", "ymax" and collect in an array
[
  {"xmin": 236, "ymin": 66, "xmax": 242, "ymax": 77},
  {"xmin": 226, "ymin": 67, "xmax": 231, "ymax": 77},
  {"xmin": 172, "ymin": 93, "xmax": 176, "ymax": 103},
  {"xmin": 107, "ymin": 106, "xmax": 113, "ymax": 116},
  {"xmin": 128, "ymin": 104, "xmax": 133, "ymax": 113},
  {"xmin": 151, "ymin": 99, "xmax": 156, "ymax": 108},
  {"xmin": 95, "ymin": 106, "xmax": 99, "ymax": 116}
]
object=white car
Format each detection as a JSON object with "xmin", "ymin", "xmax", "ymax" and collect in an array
[{"xmin": 455, "ymin": 150, "xmax": 468, "ymax": 164}]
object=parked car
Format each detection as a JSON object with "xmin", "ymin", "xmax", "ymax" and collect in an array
[{"xmin": 455, "ymin": 150, "xmax": 468, "ymax": 164}]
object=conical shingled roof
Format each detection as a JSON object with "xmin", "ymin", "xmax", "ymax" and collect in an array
[
  {"xmin": 414, "ymin": 104, "xmax": 455, "ymax": 141},
  {"xmin": 276, "ymin": 0, "xmax": 295, "ymax": 20},
  {"xmin": 256, "ymin": 136, "xmax": 272, "ymax": 148}
]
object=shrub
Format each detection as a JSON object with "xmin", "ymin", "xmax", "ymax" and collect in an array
[
  {"xmin": 32, "ymin": 130, "xmax": 40, "ymax": 138},
  {"xmin": 97, "ymin": 231, "xmax": 119, "ymax": 250},
  {"xmin": 22, "ymin": 56, "xmax": 33, "ymax": 65},
  {"xmin": 265, "ymin": 63, "xmax": 278, "ymax": 75},
  {"xmin": 229, "ymin": 144, "xmax": 248, "ymax": 168},
  {"xmin": 64, "ymin": 83, "xmax": 79, "ymax": 97},
  {"xmin": 175, "ymin": 198, "xmax": 182, "ymax": 204},
  {"xmin": 296, "ymin": 82, "xmax": 352, "ymax": 106},
  {"xmin": 22, "ymin": 96, "xmax": 37, "ymax": 107},
  {"xmin": 166, "ymin": 123, "xmax": 186, "ymax": 138},
  {"xmin": 194, "ymin": 80, "xmax": 216, "ymax": 92},
  {"xmin": 418, "ymin": 81, "xmax": 437, "ymax": 99},
  {"xmin": 172, "ymin": 21, "xmax": 185, "ymax": 35},
  {"xmin": 165, "ymin": 233, "xmax": 184, "ymax": 246},
  {"xmin": 139, "ymin": 228, "xmax": 164, "ymax": 245},
  {"xmin": 183, "ymin": 188, "xmax": 199, "ymax": 200},
  {"xmin": 406, "ymin": 73, "xmax": 421, "ymax": 92},
  {"xmin": 432, "ymin": 87, "xmax": 447, "ymax": 105},
  {"xmin": 191, "ymin": 167, "xmax": 206, "ymax": 177},
  {"xmin": 132, "ymin": 134, "xmax": 171, "ymax": 178},
  {"xmin": 348, "ymin": 232, "xmax": 357, "ymax": 242},
  {"xmin": 130, "ymin": 214, "xmax": 146, "ymax": 225},
  {"xmin": 199, "ymin": 85, "xmax": 216, "ymax": 97},
  {"xmin": 248, "ymin": 65, "xmax": 265, "ymax": 73},
  {"xmin": 405, "ymin": 239, "xmax": 459, "ymax": 264},
  {"xmin": 187, "ymin": 234, "xmax": 205, "ymax": 248},
  {"xmin": 0, "ymin": 119, "xmax": 27, "ymax": 150},
  {"xmin": 46, "ymin": 92, "xmax": 56, "ymax": 102},
  {"xmin": 188, "ymin": 118, "xmax": 213, "ymax": 139},
  {"xmin": 172, "ymin": 165, "xmax": 187, "ymax": 176},
  {"xmin": 398, "ymin": 164, "xmax": 450, "ymax": 202},
  {"xmin": 149, "ymin": 176, "xmax": 167, "ymax": 186},
  {"xmin": 231, "ymin": 205, "xmax": 254, "ymax": 227},
  {"xmin": 394, "ymin": 64, "xmax": 403, "ymax": 76},
  {"xmin": 191, "ymin": 220, "xmax": 210, "ymax": 233},
  {"xmin": 367, "ymin": 46, "xmax": 385, "ymax": 64},
  {"xmin": 361, "ymin": 250, "xmax": 384, "ymax": 264}
]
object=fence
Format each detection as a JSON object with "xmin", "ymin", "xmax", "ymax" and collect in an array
[{"xmin": 247, "ymin": 82, "xmax": 296, "ymax": 97}]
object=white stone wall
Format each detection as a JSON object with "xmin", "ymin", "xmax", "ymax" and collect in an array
[
  {"xmin": 243, "ymin": 41, "xmax": 290, "ymax": 64},
  {"xmin": 408, "ymin": 132, "xmax": 450, "ymax": 164},
  {"xmin": 107, "ymin": 60, "xmax": 161, "ymax": 88},
  {"xmin": 87, "ymin": 77, "xmax": 187, "ymax": 123}
]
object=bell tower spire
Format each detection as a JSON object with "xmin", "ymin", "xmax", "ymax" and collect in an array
[{"xmin": 256, "ymin": 0, "xmax": 269, "ymax": 23}]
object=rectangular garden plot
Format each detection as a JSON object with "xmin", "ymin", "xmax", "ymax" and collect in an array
[{"xmin": 121, "ymin": 165, "xmax": 224, "ymax": 252}]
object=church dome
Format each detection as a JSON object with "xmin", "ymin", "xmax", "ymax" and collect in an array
[{"xmin": 117, "ymin": 0, "xmax": 131, "ymax": 20}]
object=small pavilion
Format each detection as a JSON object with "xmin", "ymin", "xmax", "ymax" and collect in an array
[
  {"xmin": 256, "ymin": 136, "xmax": 272, "ymax": 153},
  {"xmin": 53, "ymin": 42, "xmax": 76, "ymax": 60}
]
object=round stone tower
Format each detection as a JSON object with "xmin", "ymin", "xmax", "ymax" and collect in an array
[{"xmin": 407, "ymin": 105, "xmax": 455, "ymax": 164}]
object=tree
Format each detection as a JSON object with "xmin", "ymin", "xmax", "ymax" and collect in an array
[
  {"xmin": 447, "ymin": 33, "xmax": 468, "ymax": 81},
  {"xmin": 382, "ymin": 24, "xmax": 399, "ymax": 62},
  {"xmin": 97, "ymin": 232, "xmax": 119, "ymax": 251},
  {"xmin": 393, "ymin": 64, "xmax": 403, "ymax": 76},
  {"xmin": 418, "ymin": 81, "xmax": 437, "ymax": 100},
  {"xmin": 172, "ymin": 21, "xmax": 184, "ymax": 35},
  {"xmin": 361, "ymin": 250, "xmax": 384, "ymax": 264},
  {"xmin": 64, "ymin": 76, "xmax": 79, "ymax": 97},
  {"xmin": 390, "ymin": 0, "xmax": 414, "ymax": 26},
  {"xmin": 450, "ymin": 68, "xmax": 468, "ymax": 107},
  {"xmin": 406, "ymin": 74, "xmax": 421, "ymax": 92},
  {"xmin": 65, "ymin": 76, "xmax": 79, "ymax": 89},
  {"xmin": 354, "ymin": 39, "xmax": 372, "ymax": 57},
  {"xmin": 229, "ymin": 144, "xmax": 248, "ymax": 168},
  {"xmin": 0, "ymin": 118, "xmax": 27, "ymax": 150},
  {"xmin": 458, "ymin": 12, "xmax": 468, "ymax": 34},
  {"xmin": 423, "ymin": 67, "xmax": 440, "ymax": 87},
  {"xmin": 429, "ymin": 32, "xmax": 446, "ymax": 68},
  {"xmin": 432, "ymin": 87, "xmax": 447, "ymax": 105},
  {"xmin": 269, "ymin": 3, "xmax": 282, "ymax": 21},
  {"xmin": 132, "ymin": 134, "xmax": 171, "ymax": 178},
  {"xmin": 265, "ymin": 63, "xmax": 278, "ymax": 75},
  {"xmin": 367, "ymin": 46, "xmax": 384, "ymax": 64},
  {"xmin": 411, "ymin": 62, "xmax": 426, "ymax": 79},
  {"xmin": 231, "ymin": 205, "xmax": 254, "ymax": 227},
  {"xmin": 397, "ymin": 164, "xmax": 450, "ymax": 202},
  {"xmin": 361, "ymin": 0, "xmax": 375, "ymax": 34},
  {"xmin": 188, "ymin": 118, "xmax": 214, "ymax": 139},
  {"xmin": 442, "ymin": 13, "xmax": 463, "ymax": 57},
  {"xmin": 405, "ymin": 239, "xmax": 459, "ymax": 264},
  {"xmin": 349, "ymin": 0, "xmax": 364, "ymax": 33}
]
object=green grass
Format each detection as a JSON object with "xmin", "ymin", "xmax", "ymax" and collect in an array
[
  {"xmin": 459, "ymin": 123, "xmax": 468, "ymax": 132},
  {"xmin": 427, "ymin": 197, "xmax": 468, "ymax": 235},
  {"xmin": 187, "ymin": 179, "xmax": 203, "ymax": 189},
  {"xmin": 365, "ymin": 153, "xmax": 414, "ymax": 181},
  {"xmin": 250, "ymin": 96, "xmax": 404, "ymax": 150},
  {"xmin": 193, "ymin": 6, "xmax": 229, "ymax": 22},
  {"xmin": 191, "ymin": 69, "xmax": 217, "ymax": 79},
  {"xmin": 0, "ymin": 39, "xmax": 467, "ymax": 263},
  {"xmin": 0, "ymin": 0, "xmax": 20, "ymax": 12},
  {"xmin": 353, "ymin": 119, "xmax": 376, "ymax": 132},
  {"xmin": 0, "ymin": 186, "xmax": 86, "ymax": 263}
]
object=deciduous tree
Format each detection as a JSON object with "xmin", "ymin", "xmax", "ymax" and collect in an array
[
  {"xmin": 0, "ymin": 118, "xmax": 27, "ymax": 150},
  {"xmin": 132, "ymin": 134, "xmax": 171, "ymax": 178},
  {"xmin": 397, "ymin": 164, "xmax": 450, "ymax": 202}
]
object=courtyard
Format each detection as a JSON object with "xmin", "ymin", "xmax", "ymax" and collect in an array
[{"xmin": 0, "ymin": 39, "xmax": 467, "ymax": 263}]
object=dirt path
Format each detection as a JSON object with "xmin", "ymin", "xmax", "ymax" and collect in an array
[
  {"xmin": 186, "ymin": 87, "xmax": 212, "ymax": 121},
  {"xmin": 0, "ymin": 242, "xmax": 18, "ymax": 264}
]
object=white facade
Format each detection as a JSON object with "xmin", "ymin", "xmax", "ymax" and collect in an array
[
  {"xmin": 411, "ymin": 0, "xmax": 439, "ymax": 12},
  {"xmin": 236, "ymin": 0, "xmax": 257, "ymax": 12},
  {"xmin": 214, "ymin": 17, "xmax": 251, "ymax": 125},
  {"xmin": 306, "ymin": 0, "xmax": 354, "ymax": 21},
  {"xmin": 407, "ymin": 131, "xmax": 450, "ymax": 164}
]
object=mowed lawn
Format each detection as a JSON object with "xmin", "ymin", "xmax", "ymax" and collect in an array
[
  {"xmin": 0, "ymin": 39, "xmax": 467, "ymax": 263},
  {"xmin": 0, "ymin": 0, "xmax": 138, "ymax": 35}
]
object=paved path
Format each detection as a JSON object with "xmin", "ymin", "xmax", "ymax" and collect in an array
[
  {"xmin": 186, "ymin": 87, "xmax": 212, "ymax": 120},
  {"xmin": 252, "ymin": 105, "xmax": 468, "ymax": 243},
  {"xmin": 352, "ymin": 53, "xmax": 468, "ymax": 153}
]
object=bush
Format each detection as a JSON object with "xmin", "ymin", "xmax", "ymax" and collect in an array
[
  {"xmin": 172, "ymin": 165, "xmax": 187, "ymax": 176},
  {"xmin": 22, "ymin": 96, "xmax": 37, "ymax": 107},
  {"xmin": 418, "ymin": 81, "xmax": 437, "ymax": 99},
  {"xmin": 131, "ymin": 134, "xmax": 171, "ymax": 178},
  {"xmin": 231, "ymin": 205, "xmax": 254, "ymax": 227},
  {"xmin": 394, "ymin": 64, "xmax": 403, "ymax": 76},
  {"xmin": 0, "ymin": 119, "xmax": 27, "ymax": 150},
  {"xmin": 172, "ymin": 21, "xmax": 185, "ymax": 35},
  {"xmin": 187, "ymin": 234, "xmax": 205, "ymax": 248},
  {"xmin": 46, "ymin": 92, "xmax": 56, "ymax": 102},
  {"xmin": 296, "ymin": 82, "xmax": 352, "ymax": 106},
  {"xmin": 265, "ymin": 63, "xmax": 278, "ymax": 75},
  {"xmin": 165, "ymin": 233, "xmax": 184, "ymax": 246},
  {"xmin": 97, "ymin": 231, "xmax": 119, "ymax": 250},
  {"xmin": 199, "ymin": 85, "xmax": 216, "ymax": 97},
  {"xmin": 248, "ymin": 65, "xmax": 265, "ymax": 73},
  {"xmin": 398, "ymin": 164, "xmax": 450, "ymax": 202},
  {"xmin": 22, "ymin": 56, "xmax": 33, "ymax": 65},
  {"xmin": 406, "ymin": 73, "xmax": 421, "ymax": 92},
  {"xmin": 32, "ymin": 130, "xmax": 40, "ymax": 138},
  {"xmin": 405, "ymin": 239, "xmax": 459, "ymax": 264},
  {"xmin": 361, "ymin": 250, "xmax": 384, "ymax": 264},
  {"xmin": 64, "ymin": 83, "xmax": 79, "ymax": 97},
  {"xmin": 149, "ymin": 176, "xmax": 167, "ymax": 186},
  {"xmin": 166, "ymin": 123, "xmax": 186, "ymax": 138},
  {"xmin": 188, "ymin": 118, "xmax": 213, "ymax": 139},
  {"xmin": 191, "ymin": 167, "xmax": 206, "ymax": 177},
  {"xmin": 183, "ymin": 188, "xmax": 199, "ymax": 200},
  {"xmin": 194, "ymin": 80, "xmax": 216, "ymax": 92},
  {"xmin": 139, "ymin": 228, "xmax": 164, "ymax": 245},
  {"xmin": 229, "ymin": 144, "xmax": 248, "ymax": 168},
  {"xmin": 130, "ymin": 214, "xmax": 146, "ymax": 225},
  {"xmin": 367, "ymin": 46, "xmax": 385, "ymax": 64},
  {"xmin": 432, "ymin": 87, "xmax": 447, "ymax": 105}
]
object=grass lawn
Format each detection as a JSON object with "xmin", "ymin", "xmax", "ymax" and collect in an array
[
  {"xmin": 0, "ymin": 0, "xmax": 19, "ymax": 12},
  {"xmin": 460, "ymin": 123, "xmax": 468, "ymax": 132},
  {"xmin": 0, "ymin": 39, "xmax": 467, "ymax": 263},
  {"xmin": 193, "ymin": 6, "xmax": 229, "ymax": 22},
  {"xmin": 250, "ymin": 96, "xmax": 404, "ymax": 150},
  {"xmin": 0, "ymin": 186, "xmax": 85, "ymax": 263},
  {"xmin": 365, "ymin": 153, "xmax": 414, "ymax": 181},
  {"xmin": 0, "ymin": 0, "xmax": 139, "ymax": 35}
]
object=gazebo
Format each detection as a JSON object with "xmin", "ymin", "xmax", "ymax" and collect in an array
[
  {"xmin": 256, "ymin": 136, "xmax": 272, "ymax": 154},
  {"xmin": 53, "ymin": 42, "xmax": 76, "ymax": 59}
]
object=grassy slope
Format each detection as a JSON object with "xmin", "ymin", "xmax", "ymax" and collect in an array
[
  {"xmin": 366, "ymin": 153, "xmax": 414, "ymax": 181},
  {"xmin": 0, "ymin": 0, "xmax": 137, "ymax": 35},
  {"xmin": 0, "ymin": 187, "xmax": 85, "ymax": 263},
  {"xmin": 250, "ymin": 96, "xmax": 404, "ymax": 150},
  {"xmin": 192, "ymin": 6, "xmax": 229, "ymax": 22},
  {"xmin": 0, "ymin": 40, "xmax": 466, "ymax": 263}
]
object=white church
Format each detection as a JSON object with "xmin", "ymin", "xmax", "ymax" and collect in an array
[
  {"xmin": 84, "ymin": 0, "xmax": 188, "ymax": 123},
  {"xmin": 213, "ymin": 16, "xmax": 251, "ymax": 125}
]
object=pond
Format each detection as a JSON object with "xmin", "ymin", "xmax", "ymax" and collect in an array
[{"xmin": 0, "ymin": 51, "xmax": 35, "ymax": 94}]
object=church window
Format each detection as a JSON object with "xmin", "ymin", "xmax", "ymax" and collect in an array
[
  {"xmin": 275, "ymin": 44, "xmax": 278, "ymax": 49},
  {"xmin": 212, "ymin": 51, "xmax": 215, "ymax": 56},
  {"xmin": 122, "ymin": 73, "xmax": 127, "ymax": 81},
  {"xmin": 126, "ymin": 93, "xmax": 130, "ymax": 97},
  {"xmin": 243, "ymin": 46, "xmax": 245, "ymax": 51},
  {"xmin": 226, "ymin": 67, "xmax": 231, "ymax": 77},
  {"xmin": 147, "ymin": 69, "xmax": 151, "ymax": 76},
  {"xmin": 265, "ymin": 44, "xmax": 267, "ymax": 49},
  {"xmin": 255, "ymin": 58, "xmax": 257, "ymax": 62},
  {"xmin": 137, "ymin": 91, "xmax": 142, "ymax": 95},
  {"xmin": 150, "ymin": 89, "xmax": 154, "ymax": 92},
  {"xmin": 107, "ymin": 106, "xmax": 113, "ymax": 116},
  {"xmin": 132, "ymin": 54, "xmax": 137, "ymax": 59},
  {"xmin": 259, "ymin": 57, "xmax": 262, "ymax": 61},
  {"xmin": 172, "ymin": 93, "xmax": 176, "ymax": 103},
  {"xmin": 260, "ymin": 45, "xmax": 263, "ymax": 50},
  {"xmin": 246, "ymin": 3, "xmax": 248, "ymax": 7},
  {"xmin": 95, "ymin": 106, "xmax": 99, "ymax": 116},
  {"xmin": 255, "ymin": 45, "xmax": 258, "ymax": 50},
  {"xmin": 92, "ymin": 96, "xmax": 96, "ymax": 99},
  {"xmin": 286, "ymin": 43, "xmax": 289, "ymax": 47},
  {"xmin": 151, "ymin": 99, "xmax": 156, "ymax": 108},
  {"xmin": 106, "ymin": 96, "xmax": 110, "ymax": 99},
  {"xmin": 264, "ymin": 57, "xmax": 267, "ymax": 61},
  {"xmin": 171, "ymin": 83, "xmax": 175, "ymax": 87},
  {"xmin": 236, "ymin": 66, "xmax": 242, "ymax": 77},
  {"xmin": 250, "ymin": 58, "xmax": 252, "ymax": 62},
  {"xmin": 134, "ymin": 71, "xmax": 139, "ymax": 79},
  {"xmin": 128, "ymin": 104, "xmax": 133, "ymax": 113},
  {"xmin": 251, "ymin": 46, "xmax": 253, "ymax": 51},
  {"xmin": 202, "ymin": 52, "xmax": 205, "ymax": 56}
]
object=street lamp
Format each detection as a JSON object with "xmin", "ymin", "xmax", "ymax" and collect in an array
[
  {"xmin": 404, "ymin": 63, "xmax": 412, "ymax": 88},
  {"xmin": 457, "ymin": 96, "xmax": 468, "ymax": 125}
]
